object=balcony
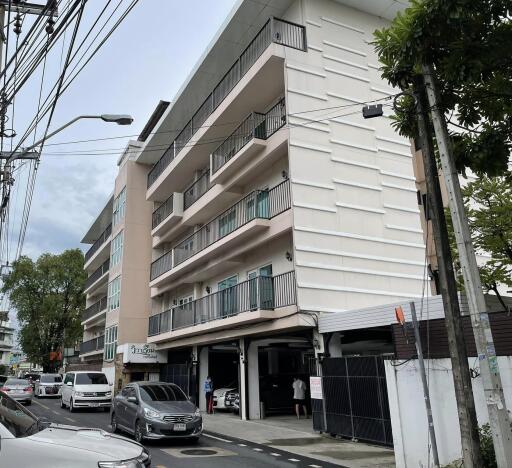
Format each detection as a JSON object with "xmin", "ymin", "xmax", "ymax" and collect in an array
[
  {"xmin": 149, "ymin": 270, "xmax": 296, "ymax": 339},
  {"xmin": 84, "ymin": 223, "xmax": 111, "ymax": 266},
  {"xmin": 79, "ymin": 335, "xmax": 105, "ymax": 356},
  {"xmin": 150, "ymin": 180, "xmax": 291, "ymax": 284},
  {"xmin": 211, "ymin": 98, "xmax": 286, "ymax": 184},
  {"xmin": 84, "ymin": 259, "xmax": 109, "ymax": 293},
  {"xmin": 147, "ymin": 18, "xmax": 306, "ymax": 189},
  {"xmin": 152, "ymin": 193, "xmax": 184, "ymax": 232},
  {"xmin": 82, "ymin": 296, "xmax": 107, "ymax": 324}
]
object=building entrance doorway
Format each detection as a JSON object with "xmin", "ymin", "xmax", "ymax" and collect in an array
[{"xmin": 208, "ymin": 343, "xmax": 239, "ymax": 412}]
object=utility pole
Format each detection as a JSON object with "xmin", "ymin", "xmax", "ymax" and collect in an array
[
  {"xmin": 414, "ymin": 76, "xmax": 483, "ymax": 467},
  {"xmin": 422, "ymin": 63, "xmax": 512, "ymax": 467},
  {"xmin": 409, "ymin": 301, "xmax": 440, "ymax": 467}
]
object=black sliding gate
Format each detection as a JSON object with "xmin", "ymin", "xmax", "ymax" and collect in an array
[{"xmin": 312, "ymin": 356, "xmax": 393, "ymax": 446}]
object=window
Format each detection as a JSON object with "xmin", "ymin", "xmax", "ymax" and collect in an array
[
  {"xmin": 40, "ymin": 375, "xmax": 62, "ymax": 384},
  {"xmin": 104, "ymin": 325, "xmax": 118, "ymax": 361},
  {"xmin": 110, "ymin": 231, "xmax": 124, "ymax": 267},
  {"xmin": 75, "ymin": 373, "xmax": 108, "ymax": 385},
  {"xmin": 107, "ymin": 276, "xmax": 121, "ymax": 311},
  {"xmin": 112, "ymin": 187, "xmax": 126, "ymax": 227},
  {"xmin": 139, "ymin": 384, "xmax": 187, "ymax": 402},
  {"xmin": 64, "ymin": 373, "xmax": 74, "ymax": 385}
]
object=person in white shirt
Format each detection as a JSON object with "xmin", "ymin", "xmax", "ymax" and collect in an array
[{"xmin": 292, "ymin": 377, "xmax": 307, "ymax": 419}]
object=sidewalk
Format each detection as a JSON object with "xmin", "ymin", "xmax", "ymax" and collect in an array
[{"xmin": 203, "ymin": 413, "xmax": 396, "ymax": 468}]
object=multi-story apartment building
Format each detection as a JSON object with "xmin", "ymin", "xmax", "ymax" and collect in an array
[
  {"xmin": 131, "ymin": 0, "xmax": 424, "ymax": 419},
  {"xmin": 80, "ymin": 139, "xmax": 162, "ymax": 388},
  {"xmin": 0, "ymin": 311, "xmax": 14, "ymax": 367}
]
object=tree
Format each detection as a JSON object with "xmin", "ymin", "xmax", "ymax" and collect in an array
[
  {"xmin": 2, "ymin": 249, "xmax": 86, "ymax": 372},
  {"xmin": 373, "ymin": 0, "xmax": 512, "ymax": 178},
  {"xmin": 446, "ymin": 176, "xmax": 512, "ymax": 309}
]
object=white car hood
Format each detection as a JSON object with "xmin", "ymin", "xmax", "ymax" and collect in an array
[
  {"xmin": 29, "ymin": 425, "xmax": 142, "ymax": 460},
  {"xmin": 213, "ymin": 387, "xmax": 236, "ymax": 396}
]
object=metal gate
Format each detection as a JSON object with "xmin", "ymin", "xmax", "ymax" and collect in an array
[
  {"xmin": 160, "ymin": 363, "xmax": 190, "ymax": 395},
  {"xmin": 312, "ymin": 356, "xmax": 393, "ymax": 446}
]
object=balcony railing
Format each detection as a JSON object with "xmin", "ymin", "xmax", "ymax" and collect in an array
[
  {"xmin": 184, "ymin": 168, "xmax": 212, "ymax": 211},
  {"xmin": 147, "ymin": 17, "xmax": 306, "ymax": 188},
  {"xmin": 85, "ymin": 259, "xmax": 110, "ymax": 290},
  {"xmin": 149, "ymin": 270, "xmax": 296, "ymax": 336},
  {"xmin": 82, "ymin": 296, "xmax": 107, "ymax": 322},
  {"xmin": 212, "ymin": 98, "xmax": 286, "ymax": 174},
  {"xmin": 150, "ymin": 179, "xmax": 291, "ymax": 281},
  {"xmin": 80, "ymin": 335, "xmax": 105, "ymax": 354},
  {"xmin": 84, "ymin": 224, "xmax": 112, "ymax": 263},
  {"xmin": 152, "ymin": 194, "xmax": 174, "ymax": 229}
]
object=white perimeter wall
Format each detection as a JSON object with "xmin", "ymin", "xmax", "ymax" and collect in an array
[{"xmin": 385, "ymin": 357, "xmax": 512, "ymax": 467}]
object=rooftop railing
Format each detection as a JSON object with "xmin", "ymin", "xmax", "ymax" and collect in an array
[
  {"xmin": 82, "ymin": 296, "xmax": 107, "ymax": 322},
  {"xmin": 147, "ymin": 17, "xmax": 306, "ymax": 188},
  {"xmin": 149, "ymin": 270, "xmax": 296, "ymax": 336},
  {"xmin": 79, "ymin": 335, "xmax": 105, "ymax": 354},
  {"xmin": 84, "ymin": 259, "xmax": 110, "ymax": 290},
  {"xmin": 150, "ymin": 179, "xmax": 291, "ymax": 281},
  {"xmin": 84, "ymin": 224, "xmax": 112, "ymax": 263},
  {"xmin": 212, "ymin": 98, "xmax": 286, "ymax": 174}
]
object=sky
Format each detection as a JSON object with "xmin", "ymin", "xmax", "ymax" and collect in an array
[{"xmin": 3, "ymin": 0, "xmax": 238, "ymax": 263}]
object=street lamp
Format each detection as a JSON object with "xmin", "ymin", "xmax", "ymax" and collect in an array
[{"xmin": 6, "ymin": 113, "xmax": 134, "ymax": 163}]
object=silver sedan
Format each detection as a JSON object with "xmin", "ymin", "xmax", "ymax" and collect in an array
[{"xmin": 1, "ymin": 378, "xmax": 33, "ymax": 405}]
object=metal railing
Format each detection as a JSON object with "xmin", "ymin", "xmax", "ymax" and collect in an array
[
  {"xmin": 80, "ymin": 335, "xmax": 105, "ymax": 354},
  {"xmin": 147, "ymin": 17, "xmax": 306, "ymax": 188},
  {"xmin": 150, "ymin": 179, "xmax": 291, "ymax": 281},
  {"xmin": 149, "ymin": 270, "xmax": 296, "ymax": 336},
  {"xmin": 82, "ymin": 296, "xmax": 107, "ymax": 322},
  {"xmin": 212, "ymin": 99, "xmax": 286, "ymax": 174},
  {"xmin": 152, "ymin": 194, "xmax": 174, "ymax": 229},
  {"xmin": 84, "ymin": 224, "xmax": 112, "ymax": 263},
  {"xmin": 184, "ymin": 168, "xmax": 212, "ymax": 211},
  {"xmin": 84, "ymin": 259, "xmax": 110, "ymax": 290}
]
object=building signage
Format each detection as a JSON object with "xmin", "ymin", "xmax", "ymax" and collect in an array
[
  {"xmin": 121, "ymin": 343, "xmax": 167, "ymax": 364},
  {"xmin": 309, "ymin": 376, "xmax": 323, "ymax": 400}
]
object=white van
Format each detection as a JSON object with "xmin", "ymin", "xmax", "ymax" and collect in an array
[{"xmin": 60, "ymin": 371, "xmax": 112, "ymax": 412}]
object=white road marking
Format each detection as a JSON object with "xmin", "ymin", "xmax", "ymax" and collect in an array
[
  {"xmin": 238, "ymin": 443, "xmax": 247, "ymax": 447},
  {"xmin": 52, "ymin": 410, "xmax": 60, "ymax": 415},
  {"xmin": 270, "ymin": 452, "xmax": 281, "ymax": 457},
  {"xmin": 288, "ymin": 459, "xmax": 301, "ymax": 462},
  {"xmin": 203, "ymin": 433, "xmax": 233, "ymax": 443},
  {"xmin": 253, "ymin": 448, "xmax": 263, "ymax": 452},
  {"xmin": 65, "ymin": 417, "xmax": 76, "ymax": 423},
  {"xmin": 309, "ymin": 465, "xmax": 322, "ymax": 468},
  {"xmin": 32, "ymin": 399, "xmax": 50, "ymax": 410}
]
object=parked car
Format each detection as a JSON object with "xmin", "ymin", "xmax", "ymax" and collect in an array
[
  {"xmin": 1, "ymin": 378, "xmax": 33, "ymax": 405},
  {"xmin": 213, "ymin": 386, "xmax": 238, "ymax": 410},
  {"xmin": 224, "ymin": 390, "xmax": 239, "ymax": 411},
  {"xmin": 34, "ymin": 374, "xmax": 63, "ymax": 398},
  {"xmin": 60, "ymin": 371, "xmax": 112, "ymax": 412},
  {"xmin": 111, "ymin": 381, "xmax": 202, "ymax": 443},
  {"xmin": 0, "ymin": 389, "xmax": 151, "ymax": 467}
]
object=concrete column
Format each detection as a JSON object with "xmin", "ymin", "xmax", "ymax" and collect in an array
[
  {"xmin": 198, "ymin": 347, "xmax": 209, "ymax": 412},
  {"xmin": 239, "ymin": 338, "xmax": 247, "ymax": 420},
  {"xmin": 247, "ymin": 342, "xmax": 260, "ymax": 419}
]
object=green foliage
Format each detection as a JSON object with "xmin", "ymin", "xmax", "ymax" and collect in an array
[
  {"xmin": 2, "ymin": 249, "xmax": 86, "ymax": 371},
  {"xmin": 479, "ymin": 424, "xmax": 497, "ymax": 468},
  {"xmin": 445, "ymin": 176, "xmax": 512, "ymax": 305},
  {"xmin": 373, "ymin": 0, "xmax": 512, "ymax": 177}
]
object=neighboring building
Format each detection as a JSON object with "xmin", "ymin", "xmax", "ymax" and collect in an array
[
  {"xmin": 135, "ymin": 0, "xmax": 424, "ymax": 419},
  {"xmin": 80, "ymin": 140, "xmax": 161, "ymax": 389},
  {"xmin": 0, "ymin": 311, "xmax": 14, "ymax": 367}
]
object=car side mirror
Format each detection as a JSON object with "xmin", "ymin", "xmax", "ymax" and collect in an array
[
  {"xmin": 127, "ymin": 396, "xmax": 138, "ymax": 404},
  {"xmin": 66, "ymin": 381, "xmax": 73, "ymax": 386}
]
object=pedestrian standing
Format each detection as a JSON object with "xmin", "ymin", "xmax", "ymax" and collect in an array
[
  {"xmin": 204, "ymin": 376, "xmax": 214, "ymax": 414},
  {"xmin": 292, "ymin": 377, "xmax": 307, "ymax": 419}
]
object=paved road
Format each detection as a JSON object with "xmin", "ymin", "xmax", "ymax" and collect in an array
[{"xmin": 29, "ymin": 396, "xmax": 335, "ymax": 468}]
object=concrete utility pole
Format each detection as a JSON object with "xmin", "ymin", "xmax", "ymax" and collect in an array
[
  {"xmin": 409, "ymin": 302, "xmax": 440, "ymax": 467},
  {"xmin": 422, "ymin": 63, "xmax": 512, "ymax": 467},
  {"xmin": 414, "ymin": 77, "xmax": 483, "ymax": 467}
]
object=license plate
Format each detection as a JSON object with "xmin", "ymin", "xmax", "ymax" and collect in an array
[
  {"xmin": 90, "ymin": 403, "xmax": 100, "ymax": 407},
  {"xmin": 173, "ymin": 423, "xmax": 186, "ymax": 431}
]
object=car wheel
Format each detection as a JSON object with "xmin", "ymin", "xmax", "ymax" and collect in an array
[
  {"xmin": 69, "ymin": 398, "xmax": 75, "ymax": 413},
  {"xmin": 134, "ymin": 420, "xmax": 144, "ymax": 443},
  {"xmin": 111, "ymin": 413, "xmax": 119, "ymax": 433},
  {"xmin": 60, "ymin": 397, "xmax": 66, "ymax": 409},
  {"xmin": 26, "ymin": 400, "xmax": 32, "ymax": 406}
]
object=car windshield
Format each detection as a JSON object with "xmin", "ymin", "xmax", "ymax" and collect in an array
[
  {"xmin": 5, "ymin": 379, "xmax": 29, "ymax": 387},
  {"xmin": 40, "ymin": 375, "xmax": 62, "ymax": 384},
  {"xmin": 139, "ymin": 384, "xmax": 187, "ymax": 402},
  {"xmin": 0, "ymin": 392, "xmax": 40, "ymax": 437},
  {"xmin": 75, "ymin": 373, "xmax": 108, "ymax": 385}
]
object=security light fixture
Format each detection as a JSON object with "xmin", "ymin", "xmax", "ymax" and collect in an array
[{"xmin": 100, "ymin": 114, "xmax": 134, "ymax": 125}]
